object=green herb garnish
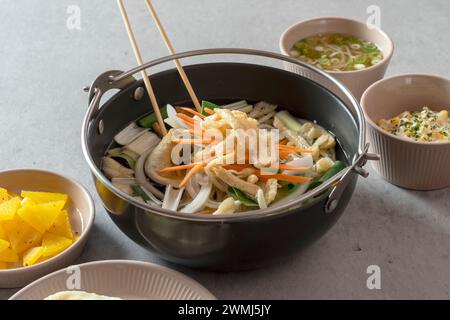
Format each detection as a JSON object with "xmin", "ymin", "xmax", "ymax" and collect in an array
[
  {"xmin": 138, "ymin": 105, "xmax": 169, "ymax": 128},
  {"xmin": 201, "ymin": 100, "xmax": 219, "ymax": 116},
  {"xmin": 228, "ymin": 187, "xmax": 258, "ymax": 207}
]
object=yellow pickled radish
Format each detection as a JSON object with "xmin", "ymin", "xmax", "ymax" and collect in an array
[
  {"xmin": 22, "ymin": 246, "xmax": 45, "ymax": 267},
  {"xmin": 20, "ymin": 191, "xmax": 68, "ymax": 205},
  {"xmin": 0, "ymin": 244, "xmax": 19, "ymax": 263},
  {"xmin": 0, "ymin": 239, "xmax": 9, "ymax": 252},
  {"xmin": 49, "ymin": 210, "xmax": 74, "ymax": 239},
  {"xmin": 0, "ymin": 187, "xmax": 74, "ymax": 269},
  {"xmin": 0, "ymin": 188, "xmax": 8, "ymax": 203},
  {"xmin": 42, "ymin": 233, "xmax": 73, "ymax": 258},
  {"xmin": 0, "ymin": 224, "xmax": 6, "ymax": 240},
  {"xmin": 21, "ymin": 197, "xmax": 36, "ymax": 207},
  {"xmin": 0, "ymin": 197, "xmax": 21, "ymax": 221},
  {"xmin": 17, "ymin": 200, "xmax": 65, "ymax": 233},
  {"xmin": 2, "ymin": 215, "xmax": 42, "ymax": 254}
]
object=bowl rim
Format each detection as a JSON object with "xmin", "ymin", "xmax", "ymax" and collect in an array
[
  {"xmin": 361, "ymin": 72, "xmax": 450, "ymax": 146},
  {"xmin": 9, "ymin": 259, "xmax": 217, "ymax": 300},
  {"xmin": 0, "ymin": 168, "xmax": 95, "ymax": 274},
  {"xmin": 279, "ymin": 16, "xmax": 395, "ymax": 75}
]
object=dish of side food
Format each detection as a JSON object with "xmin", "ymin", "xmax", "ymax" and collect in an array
[
  {"xmin": 10, "ymin": 260, "xmax": 216, "ymax": 300},
  {"xmin": 378, "ymin": 107, "xmax": 449, "ymax": 142},
  {"xmin": 279, "ymin": 17, "xmax": 394, "ymax": 101},
  {"xmin": 0, "ymin": 189, "xmax": 77, "ymax": 269},
  {"xmin": 289, "ymin": 33, "xmax": 384, "ymax": 72},
  {"xmin": 0, "ymin": 169, "xmax": 94, "ymax": 288},
  {"xmin": 45, "ymin": 291, "xmax": 121, "ymax": 300},
  {"xmin": 361, "ymin": 73, "xmax": 450, "ymax": 190},
  {"xmin": 101, "ymin": 100, "xmax": 346, "ymax": 215}
]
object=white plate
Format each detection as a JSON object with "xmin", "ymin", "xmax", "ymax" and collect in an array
[{"xmin": 9, "ymin": 260, "xmax": 216, "ymax": 300}]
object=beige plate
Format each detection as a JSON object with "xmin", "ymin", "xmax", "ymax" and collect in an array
[
  {"xmin": 9, "ymin": 260, "xmax": 216, "ymax": 300},
  {"xmin": 0, "ymin": 169, "xmax": 95, "ymax": 288}
]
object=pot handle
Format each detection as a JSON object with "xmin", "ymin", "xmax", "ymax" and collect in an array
[
  {"xmin": 81, "ymin": 70, "xmax": 139, "ymax": 212},
  {"xmin": 324, "ymin": 144, "xmax": 379, "ymax": 214},
  {"xmin": 84, "ymin": 70, "xmax": 137, "ymax": 115}
]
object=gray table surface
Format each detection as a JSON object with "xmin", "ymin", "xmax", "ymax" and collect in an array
[{"xmin": 0, "ymin": 0, "xmax": 449, "ymax": 299}]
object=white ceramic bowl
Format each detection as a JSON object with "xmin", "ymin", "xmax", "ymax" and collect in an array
[
  {"xmin": 10, "ymin": 260, "xmax": 216, "ymax": 300},
  {"xmin": 0, "ymin": 169, "xmax": 95, "ymax": 288},
  {"xmin": 361, "ymin": 74, "xmax": 450, "ymax": 190},
  {"xmin": 279, "ymin": 16, "xmax": 394, "ymax": 107}
]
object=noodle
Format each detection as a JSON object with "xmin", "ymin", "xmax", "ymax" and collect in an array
[
  {"xmin": 289, "ymin": 33, "xmax": 384, "ymax": 72},
  {"xmin": 102, "ymin": 101, "xmax": 344, "ymax": 214}
]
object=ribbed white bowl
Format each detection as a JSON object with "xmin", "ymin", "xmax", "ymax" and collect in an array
[
  {"xmin": 362, "ymin": 74, "xmax": 450, "ymax": 190},
  {"xmin": 9, "ymin": 260, "xmax": 216, "ymax": 300}
]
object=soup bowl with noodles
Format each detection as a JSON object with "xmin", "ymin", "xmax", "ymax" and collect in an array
[{"xmin": 279, "ymin": 16, "xmax": 394, "ymax": 106}]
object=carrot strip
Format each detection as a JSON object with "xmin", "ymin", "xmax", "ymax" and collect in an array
[
  {"xmin": 203, "ymin": 107, "xmax": 215, "ymax": 115},
  {"xmin": 222, "ymin": 164, "xmax": 254, "ymax": 171},
  {"xmin": 279, "ymin": 150, "xmax": 294, "ymax": 160},
  {"xmin": 179, "ymin": 163, "xmax": 205, "ymax": 188},
  {"xmin": 277, "ymin": 145, "xmax": 317, "ymax": 154},
  {"xmin": 279, "ymin": 138, "xmax": 288, "ymax": 145},
  {"xmin": 257, "ymin": 173, "xmax": 312, "ymax": 183},
  {"xmin": 180, "ymin": 107, "xmax": 206, "ymax": 119},
  {"xmin": 181, "ymin": 120, "xmax": 194, "ymax": 128},
  {"xmin": 159, "ymin": 163, "xmax": 199, "ymax": 173},
  {"xmin": 176, "ymin": 113, "xmax": 196, "ymax": 124},
  {"xmin": 278, "ymin": 164, "xmax": 310, "ymax": 171}
]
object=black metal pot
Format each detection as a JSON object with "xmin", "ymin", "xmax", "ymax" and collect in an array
[{"xmin": 82, "ymin": 49, "xmax": 376, "ymax": 270}]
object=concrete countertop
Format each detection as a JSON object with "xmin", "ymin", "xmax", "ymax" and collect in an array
[{"xmin": 0, "ymin": 0, "xmax": 449, "ymax": 299}]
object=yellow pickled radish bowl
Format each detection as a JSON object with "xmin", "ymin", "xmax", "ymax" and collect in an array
[{"xmin": 0, "ymin": 188, "xmax": 77, "ymax": 269}]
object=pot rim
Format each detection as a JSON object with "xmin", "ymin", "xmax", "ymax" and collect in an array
[{"xmin": 81, "ymin": 48, "xmax": 367, "ymax": 222}]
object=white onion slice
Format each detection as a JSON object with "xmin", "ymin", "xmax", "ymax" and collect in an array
[
  {"xmin": 282, "ymin": 154, "xmax": 314, "ymax": 175},
  {"xmin": 186, "ymin": 175, "xmax": 201, "ymax": 199},
  {"xmin": 181, "ymin": 183, "xmax": 212, "ymax": 213},
  {"xmin": 114, "ymin": 122, "xmax": 146, "ymax": 145},
  {"xmin": 135, "ymin": 148, "xmax": 164, "ymax": 200},
  {"xmin": 165, "ymin": 104, "xmax": 189, "ymax": 129},
  {"xmin": 162, "ymin": 186, "xmax": 184, "ymax": 211},
  {"xmin": 125, "ymin": 131, "xmax": 160, "ymax": 156}
]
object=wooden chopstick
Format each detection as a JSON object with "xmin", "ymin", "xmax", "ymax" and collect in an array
[
  {"xmin": 143, "ymin": 0, "xmax": 202, "ymax": 113},
  {"xmin": 116, "ymin": 0, "xmax": 168, "ymax": 136}
]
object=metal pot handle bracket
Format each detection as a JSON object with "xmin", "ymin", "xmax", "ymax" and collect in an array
[
  {"xmin": 83, "ymin": 48, "xmax": 380, "ymax": 220},
  {"xmin": 84, "ymin": 70, "xmax": 137, "ymax": 116},
  {"xmin": 324, "ymin": 144, "xmax": 379, "ymax": 213}
]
